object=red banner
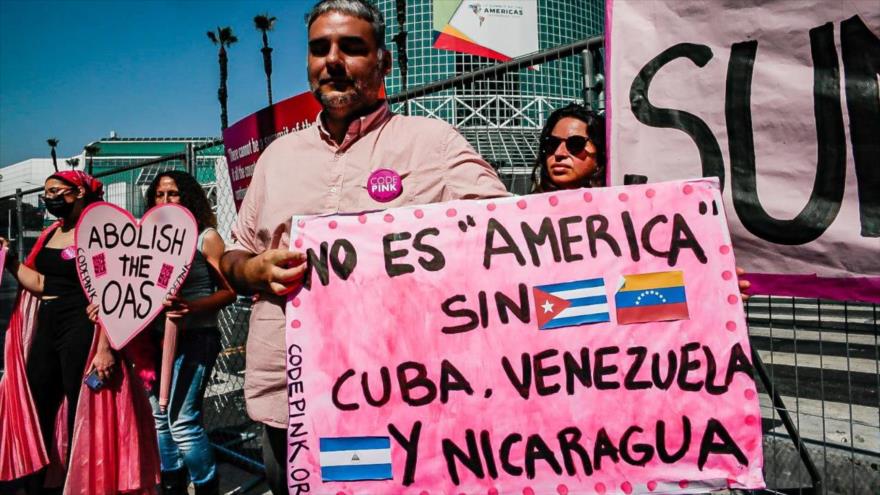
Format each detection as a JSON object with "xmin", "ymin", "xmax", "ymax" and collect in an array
[{"xmin": 222, "ymin": 92, "xmax": 322, "ymax": 210}]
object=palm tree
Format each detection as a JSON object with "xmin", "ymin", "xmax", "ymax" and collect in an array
[
  {"xmin": 47, "ymin": 138, "xmax": 59, "ymax": 172},
  {"xmin": 207, "ymin": 26, "xmax": 239, "ymax": 130},
  {"xmin": 83, "ymin": 144, "xmax": 100, "ymax": 175},
  {"xmin": 66, "ymin": 158, "xmax": 79, "ymax": 169},
  {"xmin": 253, "ymin": 13, "xmax": 277, "ymax": 106}
]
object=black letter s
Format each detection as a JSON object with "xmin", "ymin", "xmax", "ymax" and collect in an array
[{"xmin": 630, "ymin": 44, "xmax": 725, "ymax": 189}]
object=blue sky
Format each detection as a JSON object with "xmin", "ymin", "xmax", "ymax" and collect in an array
[{"xmin": 0, "ymin": 0, "xmax": 317, "ymax": 166}]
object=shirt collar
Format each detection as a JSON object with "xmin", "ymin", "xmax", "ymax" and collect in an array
[{"xmin": 316, "ymin": 101, "xmax": 392, "ymax": 149}]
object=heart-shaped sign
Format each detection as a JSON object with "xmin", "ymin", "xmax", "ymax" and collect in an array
[{"xmin": 74, "ymin": 202, "xmax": 198, "ymax": 349}]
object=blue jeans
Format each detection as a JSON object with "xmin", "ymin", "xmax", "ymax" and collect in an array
[{"xmin": 149, "ymin": 327, "xmax": 221, "ymax": 485}]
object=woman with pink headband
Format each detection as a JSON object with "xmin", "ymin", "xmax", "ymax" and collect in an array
[{"xmin": 0, "ymin": 170, "xmax": 158, "ymax": 493}]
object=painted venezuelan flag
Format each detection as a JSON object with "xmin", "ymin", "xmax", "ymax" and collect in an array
[{"xmin": 615, "ymin": 271, "xmax": 689, "ymax": 324}]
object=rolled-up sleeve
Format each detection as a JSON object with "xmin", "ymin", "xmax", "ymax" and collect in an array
[{"xmin": 440, "ymin": 126, "xmax": 511, "ymax": 201}]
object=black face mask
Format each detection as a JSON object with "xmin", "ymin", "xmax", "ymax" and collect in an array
[{"xmin": 44, "ymin": 196, "xmax": 75, "ymax": 219}]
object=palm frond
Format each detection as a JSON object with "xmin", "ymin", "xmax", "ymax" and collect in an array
[{"xmin": 254, "ymin": 14, "xmax": 276, "ymax": 31}]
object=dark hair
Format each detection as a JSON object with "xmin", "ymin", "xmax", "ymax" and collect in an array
[
  {"xmin": 531, "ymin": 103, "xmax": 606, "ymax": 192},
  {"xmin": 307, "ymin": 0, "xmax": 386, "ymax": 50},
  {"xmin": 145, "ymin": 170, "xmax": 217, "ymax": 231}
]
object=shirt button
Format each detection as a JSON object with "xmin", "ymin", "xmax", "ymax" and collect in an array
[{"xmin": 330, "ymin": 187, "xmax": 337, "ymax": 193}]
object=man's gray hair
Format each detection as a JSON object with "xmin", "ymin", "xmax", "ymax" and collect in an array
[{"xmin": 307, "ymin": 0, "xmax": 387, "ymax": 50}]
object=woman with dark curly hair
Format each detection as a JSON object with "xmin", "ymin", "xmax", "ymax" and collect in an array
[
  {"xmin": 144, "ymin": 170, "xmax": 235, "ymax": 495},
  {"xmin": 532, "ymin": 103, "xmax": 606, "ymax": 192}
]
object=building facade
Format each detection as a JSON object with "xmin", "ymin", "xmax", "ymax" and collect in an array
[
  {"xmin": 374, "ymin": 0, "xmax": 604, "ymax": 192},
  {"xmin": 82, "ymin": 136, "xmax": 224, "ymax": 216},
  {"xmin": 0, "ymin": 136, "xmax": 225, "ymax": 253}
]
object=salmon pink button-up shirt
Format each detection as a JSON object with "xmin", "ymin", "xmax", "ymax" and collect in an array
[{"xmin": 229, "ymin": 103, "xmax": 510, "ymax": 428}]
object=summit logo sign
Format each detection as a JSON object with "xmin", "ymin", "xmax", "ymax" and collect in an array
[
  {"xmin": 468, "ymin": 2, "xmax": 525, "ymax": 26},
  {"xmin": 434, "ymin": 0, "xmax": 538, "ymax": 63}
]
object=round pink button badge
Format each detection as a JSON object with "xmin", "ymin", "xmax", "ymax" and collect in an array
[
  {"xmin": 61, "ymin": 246, "xmax": 76, "ymax": 260},
  {"xmin": 367, "ymin": 168, "xmax": 402, "ymax": 203}
]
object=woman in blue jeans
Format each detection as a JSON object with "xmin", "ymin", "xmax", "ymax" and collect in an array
[{"xmin": 146, "ymin": 171, "xmax": 236, "ymax": 495}]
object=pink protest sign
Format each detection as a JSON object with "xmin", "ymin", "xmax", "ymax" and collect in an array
[
  {"xmin": 74, "ymin": 202, "xmax": 198, "ymax": 349},
  {"xmin": 607, "ymin": 0, "xmax": 880, "ymax": 302},
  {"xmin": 285, "ymin": 178, "xmax": 764, "ymax": 494}
]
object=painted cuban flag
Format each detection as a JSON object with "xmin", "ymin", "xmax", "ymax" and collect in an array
[
  {"xmin": 532, "ymin": 278, "xmax": 610, "ymax": 330},
  {"xmin": 319, "ymin": 436, "xmax": 393, "ymax": 482},
  {"xmin": 615, "ymin": 271, "xmax": 689, "ymax": 324}
]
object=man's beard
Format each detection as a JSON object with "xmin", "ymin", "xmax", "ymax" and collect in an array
[
  {"xmin": 312, "ymin": 68, "xmax": 384, "ymax": 112},
  {"xmin": 316, "ymin": 87, "xmax": 359, "ymax": 109}
]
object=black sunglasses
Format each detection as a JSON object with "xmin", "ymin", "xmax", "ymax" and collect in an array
[{"xmin": 542, "ymin": 135, "xmax": 591, "ymax": 155}]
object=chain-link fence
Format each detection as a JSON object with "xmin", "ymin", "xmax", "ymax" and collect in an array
[{"xmin": 1, "ymin": 34, "xmax": 878, "ymax": 495}]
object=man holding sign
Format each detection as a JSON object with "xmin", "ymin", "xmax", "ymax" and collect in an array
[{"xmin": 220, "ymin": 0, "xmax": 508, "ymax": 492}]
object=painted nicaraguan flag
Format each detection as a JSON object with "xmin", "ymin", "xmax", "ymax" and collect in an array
[
  {"xmin": 319, "ymin": 436, "xmax": 393, "ymax": 482},
  {"xmin": 532, "ymin": 277, "xmax": 610, "ymax": 330},
  {"xmin": 615, "ymin": 271, "xmax": 689, "ymax": 324}
]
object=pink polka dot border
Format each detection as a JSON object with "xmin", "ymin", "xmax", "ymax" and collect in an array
[
  {"xmin": 414, "ymin": 209, "xmax": 424, "ymax": 219},
  {"xmin": 383, "ymin": 213, "xmax": 394, "ymax": 223},
  {"xmin": 445, "ymin": 208, "xmax": 457, "ymax": 218},
  {"xmin": 517, "ymin": 199, "xmax": 527, "ymax": 210},
  {"xmin": 290, "ymin": 320, "xmax": 301, "ymax": 329},
  {"xmin": 549, "ymin": 195, "xmax": 559, "ymax": 206},
  {"xmin": 645, "ymin": 188, "xmax": 656, "ymax": 198},
  {"xmin": 486, "ymin": 203, "xmax": 496, "ymax": 211},
  {"xmin": 357, "ymin": 214, "xmax": 367, "ymax": 224}
]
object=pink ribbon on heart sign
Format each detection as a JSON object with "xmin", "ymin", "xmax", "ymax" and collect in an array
[{"xmin": 159, "ymin": 318, "xmax": 179, "ymax": 412}]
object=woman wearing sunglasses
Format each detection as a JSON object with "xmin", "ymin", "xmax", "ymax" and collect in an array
[
  {"xmin": 532, "ymin": 103, "xmax": 605, "ymax": 192},
  {"xmin": 0, "ymin": 170, "xmax": 158, "ymax": 493},
  {"xmin": 530, "ymin": 103, "xmax": 751, "ymax": 298}
]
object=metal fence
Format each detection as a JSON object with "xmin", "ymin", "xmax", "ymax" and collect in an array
[
  {"xmin": 746, "ymin": 297, "xmax": 879, "ymax": 494},
  {"xmin": 1, "ymin": 36, "xmax": 878, "ymax": 495}
]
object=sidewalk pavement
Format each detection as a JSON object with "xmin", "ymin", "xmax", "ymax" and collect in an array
[{"xmin": 210, "ymin": 461, "xmax": 270, "ymax": 495}]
